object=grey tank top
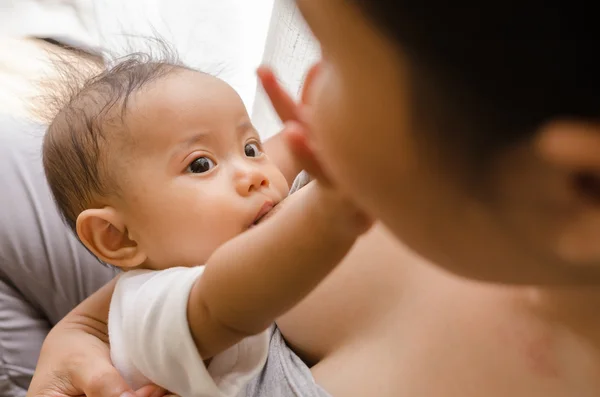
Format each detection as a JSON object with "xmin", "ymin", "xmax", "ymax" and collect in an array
[{"xmin": 240, "ymin": 326, "xmax": 331, "ymax": 397}]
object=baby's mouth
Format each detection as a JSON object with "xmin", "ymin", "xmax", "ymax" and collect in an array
[
  {"xmin": 250, "ymin": 201, "xmax": 275, "ymax": 228},
  {"xmin": 254, "ymin": 201, "xmax": 284, "ymax": 226}
]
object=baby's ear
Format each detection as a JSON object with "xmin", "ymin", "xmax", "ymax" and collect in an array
[
  {"xmin": 76, "ymin": 208, "xmax": 146, "ymax": 269},
  {"xmin": 536, "ymin": 120, "xmax": 600, "ymax": 264}
]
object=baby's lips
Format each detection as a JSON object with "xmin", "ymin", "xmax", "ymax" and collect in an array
[
  {"xmin": 248, "ymin": 200, "xmax": 279, "ymax": 229},
  {"xmin": 257, "ymin": 201, "xmax": 283, "ymax": 224}
]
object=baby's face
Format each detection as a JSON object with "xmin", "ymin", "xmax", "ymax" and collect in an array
[{"xmin": 111, "ymin": 70, "xmax": 289, "ymax": 269}]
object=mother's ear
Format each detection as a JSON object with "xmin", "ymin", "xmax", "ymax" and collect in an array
[
  {"xmin": 76, "ymin": 207, "xmax": 146, "ymax": 269},
  {"xmin": 536, "ymin": 120, "xmax": 600, "ymax": 264}
]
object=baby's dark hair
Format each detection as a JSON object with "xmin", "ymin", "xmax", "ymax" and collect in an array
[
  {"xmin": 43, "ymin": 45, "xmax": 190, "ymax": 233},
  {"xmin": 353, "ymin": 1, "xmax": 600, "ymax": 167}
]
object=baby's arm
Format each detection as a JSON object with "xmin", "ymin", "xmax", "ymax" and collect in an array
[{"xmin": 189, "ymin": 181, "xmax": 368, "ymax": 359}]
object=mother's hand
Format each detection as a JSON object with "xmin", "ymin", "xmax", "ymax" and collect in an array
[{"xmin": 27, "ymin": 280, "xmax": 167, "ymax": 397}]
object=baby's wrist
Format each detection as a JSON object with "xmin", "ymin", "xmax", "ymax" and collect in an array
[{"xmin": 310, "ymin": 183, "xmax": 371, "ymax": 240}]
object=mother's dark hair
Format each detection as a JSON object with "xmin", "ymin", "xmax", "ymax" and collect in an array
[{"xmin": 353, "ymin": 1, "xmax": 600, "ymax": 165}]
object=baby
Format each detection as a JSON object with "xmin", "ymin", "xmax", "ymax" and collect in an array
[{"xmin": 42, "ymin": 56, "xmax": 369, "ymax": 396}]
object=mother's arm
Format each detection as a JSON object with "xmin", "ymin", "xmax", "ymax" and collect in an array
[
  {"xmin": 26, "ymin": 276, "xmax": 168, "ymax": 397},
  {"xmin": 27, "ymin": 279, "xmax": 133, "ymax": 397}
]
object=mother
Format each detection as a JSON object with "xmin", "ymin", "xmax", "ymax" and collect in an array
[{"xmin": 25, "ymin": 0, "xmax": 600, "ymax": 396}]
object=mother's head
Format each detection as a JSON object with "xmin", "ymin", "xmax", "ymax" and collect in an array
[{"xmin": 297, "ymin": 0, "xmax": 600, "ymax": 285}]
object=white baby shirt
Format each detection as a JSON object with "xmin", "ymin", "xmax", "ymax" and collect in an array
[{"xmin": 108, "ymin": 266, "xmax": 269, "ymax": 397}]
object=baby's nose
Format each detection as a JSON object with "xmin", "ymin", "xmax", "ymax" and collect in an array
[{"xmin": 235, "ymin": 166, "xmax": 270, "ymax": 195}]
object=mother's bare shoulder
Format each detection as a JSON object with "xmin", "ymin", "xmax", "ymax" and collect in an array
[{"xmin": 276, "ymin": 223, "xmax": 418, "ymax": 365}]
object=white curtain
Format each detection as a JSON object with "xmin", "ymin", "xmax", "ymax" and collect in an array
[
  {"xmin": 251, "ymin": 0, "xmax": 320, "ymax": 139},
  {"xmin": 0, "ymin": 0, "xmax": 318, "ymax": 139}
]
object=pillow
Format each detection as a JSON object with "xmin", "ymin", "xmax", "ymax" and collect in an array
[{"xmin": 0, "ymin": 115, "xmax": 117, "ymax": 395}]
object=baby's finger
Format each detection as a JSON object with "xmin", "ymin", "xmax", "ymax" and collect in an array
[
  {"xmin": 284, "ymin": 121, "xmax": 332, "ymax": 186},
  {"xmin": 257, "ymin": 66, "xmax": 299, "ymax": 123},
  {"xmin": 300, "ymin": 62, "xmax": 322, "ymax": 105}
]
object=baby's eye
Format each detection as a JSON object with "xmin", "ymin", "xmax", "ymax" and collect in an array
[
  {"xmin": 244, "ymin": 142, "xmax": 262, "ymax": 158},
  {"xmin": 188, "ymin": 157, "xmax": 215, "ymax": 173}
]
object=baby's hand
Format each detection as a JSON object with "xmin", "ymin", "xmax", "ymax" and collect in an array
[
  {"xmin": 258, "ymin": 64, "xmax": 334, "ymax": 186},
  {"xmin": 288, "ymin": 179, "xmax": 373, "ymax": 242},
  {"xmin": 317, "ymin": 182, "xmax": 372, "ymax": 238},
  {"xmin": 282, "ymin": 120, "xmax": 334, "ymax": 187},
  {"xmin": 258, "ymin": 64, "xmax": 372, "ymax": 237}
]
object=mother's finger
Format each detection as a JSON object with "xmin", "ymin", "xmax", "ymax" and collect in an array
[
  {"xmin": 135, "ymin": 385, "xmax": 168, "ymax": 397},
  {"xmin": 73, "ymin": 358, "xmax": 136, "ymax": 397},
  {"xmin": 257, "ymin": 66, "xmax": 299, "ymax": 122}
]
